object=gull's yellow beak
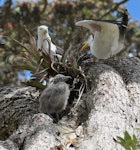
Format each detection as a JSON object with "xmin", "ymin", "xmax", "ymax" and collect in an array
[
  {"xmin": 44, "ymin": 30, "xmax": 48, "ymax": 34},
  {"xmin": 82, "ymin": 42, "xmax": 89, "ymax": 51}
]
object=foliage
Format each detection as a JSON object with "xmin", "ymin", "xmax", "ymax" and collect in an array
[
  {"xmin": 115, "ymin": 131, "xmax": 138, "ymax": 150},
  {"xmin": 0, "ymin": 0, "xmax": 140, "ymax": 86},
  {"xmin": 9, "ymin": 28, "xmax": 88, "ymax": 89}
]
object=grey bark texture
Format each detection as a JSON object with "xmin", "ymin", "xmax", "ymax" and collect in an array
[{"xmin": 0, "ymin": 57, "xmax": 140, "ymax": 150}]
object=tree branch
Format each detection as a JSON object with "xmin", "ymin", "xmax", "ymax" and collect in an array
[{"xmin": 100, "ymin": 0, "xmax": 128, "ymax": 19}]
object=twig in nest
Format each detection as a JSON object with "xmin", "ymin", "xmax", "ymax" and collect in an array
[
  {"xmin": 36, "ymin": 57, "xmax": 44, "ymax": 72},
  {"xmin": 39, "ymin": 74, "xmax": 47, "ymax": 83},
  {"xmin": 51, "ymin": 61, "xmax": 59, "ymax": 73},
  {"xmin": 78, "ymin": 66, "xmax": 88, "ymax": 90},
  {"xmin": 74, "ymin": 84, "xmax": 85, "ymax": 108},
  {"xmin": 32, "ymin": 68, "xmax": 48, "ymax": 77}
]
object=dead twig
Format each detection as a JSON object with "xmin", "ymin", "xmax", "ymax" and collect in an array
[{"xmin": 74, "ymin": 84, "xmax": 85, "ymax": 108}]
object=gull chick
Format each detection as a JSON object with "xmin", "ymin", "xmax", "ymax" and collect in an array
[
  {"xmin": 39, "ymin": 74, "xmax": 71, "ymax": 117},
  {"xmin": 75, "ymin": 9, "xmax": 128, "ymax": 59},
  {"xmin": 37, "ymin": 25, "xmax": 63, "ymax": 61}
]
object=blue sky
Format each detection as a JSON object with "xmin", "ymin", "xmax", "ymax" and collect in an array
[{"xmin": 124, "ymin": 0, "xmax": 140, "ymax": 21}]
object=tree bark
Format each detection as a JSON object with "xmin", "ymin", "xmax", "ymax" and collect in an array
[
  {"xmin": 0, "ymin": 57, "xmax": 140, "ymax": 150},
  {"xmin": 0, "ymin": 86, "xmax": 39, "ymax": 140}
]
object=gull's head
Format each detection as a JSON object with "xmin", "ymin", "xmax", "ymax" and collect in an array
[
  {"xmin": 38, "ymin": 25, "xmax": 48, "ymax": 36},
  {"xmin": 82, "ymin": 35, "xmax": 94, "ymax": 51},
  {"xmin": 37, "ymin": 25, "xmax": 51, "ymax": 50},
  {"xmin": 76, "ymin": 20, "xmax": 101, "ymax": 51}
]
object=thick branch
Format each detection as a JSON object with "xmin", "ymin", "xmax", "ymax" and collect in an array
[{"xmin": 0, "ymin": 57, "xmax": 140, "ymax": 149}]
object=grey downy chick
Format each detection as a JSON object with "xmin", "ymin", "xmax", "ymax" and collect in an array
[{"xmin": 39, "ymin": 74, "xmax": 71, "ymax": 119}]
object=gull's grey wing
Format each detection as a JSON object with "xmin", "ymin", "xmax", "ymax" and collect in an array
[{"xmin": 90, "ymin": 19, "xmax": 122, "ymax": 24}]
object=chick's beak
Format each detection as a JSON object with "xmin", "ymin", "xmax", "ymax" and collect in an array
[{"xmin": 82, "ymin": 43, "xmax": 89, "ymax": 51}]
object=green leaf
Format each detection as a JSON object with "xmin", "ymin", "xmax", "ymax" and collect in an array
[
  {"xmin": 133, "ymin": 135, "xmax": 137, "ymax": 144},
  {"xmin": 71, "ymin": 57, "xmax": 78, "ymax": 74},
  {"xmin": 4, "ymin": 36, "xmax": 30, "ymax": 53},
  {"xmin": 13, "ymin": 65, "xmax": 36, "ymax": 72},
  {"xmin": 22, "ymin": 80, "xmax": 46, "ymax": 90},
  {"xmin": 134, "ymin": 128, "xmax": 140, "ymax": 131},
  {"xmin": 116, "ymin": 136, "xmax": 125, "ymax": 142},
  {"xmin": 124, "ymin": 131, "xmax": 132, "ymax": 141},
  {"xmin": 115, "ymin": 131, "xmax": 138, "ymax": 150}
]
